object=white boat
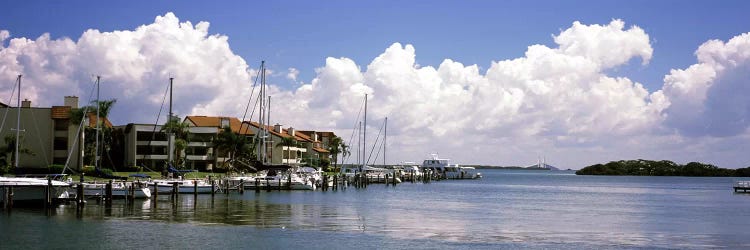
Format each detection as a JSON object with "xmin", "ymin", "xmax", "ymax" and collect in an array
[
  {"xmin": 226, "ymin": 175, "xmax": 256, "ymax": 189},
  {"xmin": 363, "ymin": 166, "xmax": 402, "ymax": 183},
  {"xmin": 148, "ymin": 179, "xmax": 216, "ymax": 194},
  {"xmin": 0, "ymin": 177, "xmax": 71, "ymax": 204},
  {"xmin": 249, "ymin": 169, "xmax": 315, "ymax": 190},
  {"xmin": 296, "ymin": 167, "xmax": 331, "ymax": 188},
  {"xmin": 422, "ymin": 154, "xmax": 482, "ymax": 179},
  {"xmin": 394, "ymin": 162, "xmax": 423, "ymax": 181},
  {"xmin": 83, "ymin": 181, "xmax": 151, "ymax": 198}
]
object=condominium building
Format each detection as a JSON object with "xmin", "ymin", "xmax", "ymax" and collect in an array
[{"xmin": 0, "ymin": 96, "xmax": 84, "ymax": 170}]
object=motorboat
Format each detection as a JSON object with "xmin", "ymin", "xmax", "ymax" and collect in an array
[
  {"xmin": 83, "ymin": 181, "xmax": 151, "ymax": 198},
  {"xmin": 0, "ymin": 176, "xmax": 71, "ymax": 205},
  {"xmin": 249, "ymin": 169, "xmax": 315, "ymax": 190},
  {"xmin": 148, "ymin": 178, "xmax": 216, "ymax": 194},
  {"xmin": 422, "ymin": 154, "xmax": 482, "ymax": 179}
]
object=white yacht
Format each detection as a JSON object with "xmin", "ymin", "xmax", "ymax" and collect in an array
[
  {"xmin": 422, "ymin": 154, "xmax": 482, "ymax": 179},
  {"xmin": 149, "ymin": 178, "xmax": 216, "ymax": 194},
  {"xmin": 1, "ymin": 176, "xmax": 71, "ymax": 204},
  {"xmin": 363, "ymin": 166, "xmax": 401, "ymax": 183},
  {"xmin": 83, "ymin": 181, "xmax": 151, "ymax": 198},
  {"xmin": 250, "ymin": 169, "xmax": 315, "ymax": 190}
]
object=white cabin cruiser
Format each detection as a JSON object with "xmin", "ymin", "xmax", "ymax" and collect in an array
[{"xmin": 422, "ymin": 154, "xmax": 481, "ymax": 179}]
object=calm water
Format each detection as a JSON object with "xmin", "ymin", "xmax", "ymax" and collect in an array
[{"xmin": 3, "ymin": 170, "xmax": 750, "ymax": 249}]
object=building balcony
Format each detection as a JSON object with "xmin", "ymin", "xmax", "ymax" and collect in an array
[
  {"xmin": 187, "ymin": 141, "xmax": 213, "ymax": 147},
  {"xmin": 135, "ymin": 154, "xmax": 168, "ymax": 160},
  {"xmin": 137, "ymin": 141, "xmax": 168, "ymax": 146},
  {"xmin": 186, "ymin": 155, "xmax": 213, "ymax": 161}
]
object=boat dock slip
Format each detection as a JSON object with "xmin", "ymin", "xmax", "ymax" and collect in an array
[{"xmin": 734, "ymin": 181, "xmax": 750, "ymax": 192}]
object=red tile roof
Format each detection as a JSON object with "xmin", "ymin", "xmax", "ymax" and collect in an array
[
  {"xmin": 186, "ymin": 116, "xmax": 254, "ymax": 135},
  {"xmin": 51, "ymin": 106, "xmax": 71, "ymax": 119},
  {"xmin": 86, "ymin": 113, "xmax": 113, "ymax": 128}
]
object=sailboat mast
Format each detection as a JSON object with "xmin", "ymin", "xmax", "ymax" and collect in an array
[
  {"xmin": 384, "ymin": 117, "xmax": 387, "ymax": 166},
  {"xmin": 259, "ymin": 64, "xmax": 266, "ymax": 164},
  {"xmin": 167, "ymin": 77, "xmax": 174, "ymax": 164},
  {"xmin": 266, "ymin": 96, "xmax": 271, "ymax": 164},
  {"xmin": 95, "ymin": 76, "xmax": 100, "ymax": 170},
  {"xmin": 14, "ymin": 75, "xmax": 21, "ymax": 169},
  {"xmin": 363, "ymin": 94, "xmax": 367, "ymax": 167}
]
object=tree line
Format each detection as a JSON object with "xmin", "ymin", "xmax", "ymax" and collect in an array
[{"xmin": 576, "ymin": 159, "xmax": 750, "ymax": 177}]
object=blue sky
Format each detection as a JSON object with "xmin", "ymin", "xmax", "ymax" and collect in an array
[
  {"xmin": 2, "ymin": 1, "xmax": 750, "ymax": 168},
  {"xmin": 5, "ymin": 0, "xmax": 748, "ymax": 92}
]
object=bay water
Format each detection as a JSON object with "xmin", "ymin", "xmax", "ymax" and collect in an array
[{"xmin": 2, "ymin": 170, "xmax": 750, "ymax": 249}]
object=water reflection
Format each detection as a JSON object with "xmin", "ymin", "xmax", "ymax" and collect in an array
[{"xmin": 7, "ymin": 170, "xmax": 750, "ymax": 249}]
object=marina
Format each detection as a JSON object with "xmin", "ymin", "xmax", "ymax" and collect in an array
[{"xmin": 3, "ymin": 170, "xmax": 750, "ymax": 249}]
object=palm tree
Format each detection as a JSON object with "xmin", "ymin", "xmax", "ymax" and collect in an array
[
  {"xmin": 69, "ymin": 99, "xmax": 117, "ymax": 168},
  {"xmin": 214, "ymin": 125, "xmax": 256, "ymax": 172},
  {"xmin": 327, "ymin": 136, "xmax": 343, "ymax": 170},
  {"xmin": 0, "ymin": 134, "xmax": 35, "ymax": 173},
  {"xmin": 161, "ymin": 116, "xmax": 190, "ymax": 169}
]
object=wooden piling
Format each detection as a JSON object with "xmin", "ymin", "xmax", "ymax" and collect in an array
[
  {"xmin": 77, "ymin": 174, "xmax": 84, "ymax": 208},
  {"xmin": 153, "ymin": 182, "xmax": 158, "ymax": 199},
  {"xmin": 255, "ymin": 178, "xmax": 260, "ymax": 193},
  {"xmin": 239, "ymin": 179, "xmax": 245, "ymax": 194},
  {"xmin": 172, "ymin": 182, "xmax": 178, "ymax": 199},
  {"xmin": 45, "ymin": 177, "xmax": 52, "ymax": 208},
  {"xmin": 193, "ymin": 180, "xmax": 198, "ymax": 197},
  {"xmin": 7, "ymin": 186, "xmax": 14, "ymax": 209},
  {"xmin": 211, "ymin": 180, "xmax": 216, "ymax": 197}
]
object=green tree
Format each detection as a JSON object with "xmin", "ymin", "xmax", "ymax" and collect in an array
[
  {"xmin": 161, "ymin": 116, "xmax": 190, "ymax": 169},
  {"xmin": 0, "ymin": 134, "xmax": 35, "ymax": 173},
  {"xmin": 214, "ymin": 125, "xmax": 256, "ymax": 172},
  {"xmin": 327, "ymin": 136, "xmax": 349, "ymax": 172},
  {"xmin": 70, "ymin": 99, "xmax": 117, "ymax": 168}
]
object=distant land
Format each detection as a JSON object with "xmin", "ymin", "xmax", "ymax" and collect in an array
[
  {"xmin": 576, "ymin": 159, "xmax": 750, "ymax": 177},
  {"xmin": 469, "ymin": 164, "xmax": 561, "ymax": 171}
]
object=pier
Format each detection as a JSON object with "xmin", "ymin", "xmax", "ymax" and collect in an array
[{"xmin": 734, "ymin": 181, "xmax": 750, "ymax": 193}]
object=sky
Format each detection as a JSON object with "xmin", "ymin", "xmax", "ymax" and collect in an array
[{"xmin": 1, "ymin": 1, "xmax": 750, "ymax": 169}]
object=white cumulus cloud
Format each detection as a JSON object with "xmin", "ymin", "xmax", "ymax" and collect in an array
[
  {"xmin": 661, "ymin": 32, "xmax": 750, "ymax": 137},
  {"xmin": 2, "ymin": 13, "xmax": 749, "ymax": 168}
]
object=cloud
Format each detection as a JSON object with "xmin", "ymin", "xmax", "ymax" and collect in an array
[
  {"xmin": 0, "ymin": 30, "xmax": 9, "ymax": 43},
  {"xmin": 2, "ymin": 13, "xmax": 749, "ymax": 168},
  {"xmin": 660, "ymin": 32, "xmax": 750, "ymax": 137},
  {"xmin": 277, "ymin": 20, "xmax": 661, "ymax": 146},
  {"xmin": 0, "ymin": 12, "xmax": 254, "ymax": 124},
  {"xmin": 286, "ymin": 67, "xmax": 299, "ymax": 82}
]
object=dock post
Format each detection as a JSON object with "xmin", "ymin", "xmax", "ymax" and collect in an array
[
  {"xmin": 266, "ymin": 178, "xmax": 270, "ymax": 192},
  {"xmin": 45, "ymin": 176, "xmax": 52, "ymax": 209},
  {"xmin": 224, "ymin": 180, "xmax": 229, "ymax": 194},
  {"xmin": 105, "ymin": 180, "xmax": 113, "ymax": 205},
  {"xmin": 77, "ymin": 173, "xmax": 84, "ymax": 208},
  {"xmin": 7, "ymin": 187, "xmax": 13, "ymax": 209},
  {"xmin": 194, "ymin": 180, "xmax": 198, "ymax": 197},
  {"xmin": 287, "ymin": 172, "xmax": 292, "ymax": 190},
  {"xmin": 239, "ymin": 179, "xmax": 245, "ymax": 194},
  {"xmin": 211, "ymin": 179, "xmax": 216, "ymax": 197},
  {"xmin": 255, "ymin": 178, "xmax": 260, "ymax": 193},
  {"xmin": 152, "ymin": 182, "xmax": 158, "ymax": 199},
  {"xmin": 129, "ymin": 184, "xmax": 135, "ymax": 203},
  {"xmin": 171, "ymin": 182, "xmax": 178, "ymax": 199},
  {"xmin": 208, "ymin": 176, "xmax": 214, "ymax": 196}
]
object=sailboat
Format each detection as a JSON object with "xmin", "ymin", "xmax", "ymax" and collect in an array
[
  {"xmin": 236, "ymin": 62, "xmax": 314, "ymax": 190},
  {"xmin": 145, "ymin": 77, "xmax": 216, "ymax": 194},
  {"xmin": 81, "ymin": 76, "xmax": 151, "ymax": 199},
  {"xmin": 0, "ymin": 75, "xmax": 71, "ymax": 206}
]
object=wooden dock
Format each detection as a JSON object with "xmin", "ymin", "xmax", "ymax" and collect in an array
[{"xmin": 734, "ymin": 181, "xmax": 750, "ymax": 193}]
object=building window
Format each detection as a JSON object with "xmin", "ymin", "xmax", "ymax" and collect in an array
[
  {"xmin": 54, "ymin": 119, "xmax": 70, "ymax": 131},
  {"xmin": 54, "ymin": 137, "xmax": 67, "ymax": 150}
]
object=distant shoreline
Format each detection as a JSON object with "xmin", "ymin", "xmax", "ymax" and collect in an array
[{"xmin": 468, "ymin": 166, "xmax": 553, "ymax": 170}]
